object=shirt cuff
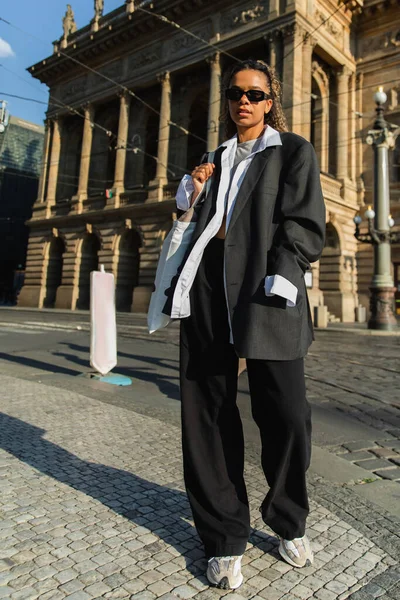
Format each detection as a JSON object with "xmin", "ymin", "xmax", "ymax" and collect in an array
[
  {"xmin": 176, "ymin": 175, "xmax": 205, "ymax": 211},
  {"xmin": 265, "ymin": 274, "xmax": 298, "ymax": 307}
]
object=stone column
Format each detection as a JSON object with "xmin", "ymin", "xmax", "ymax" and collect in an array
[
  {"xmin": 148, "ymin": 72, "xmax": 171, "ymax": 201},
  {"xmin": 207, "ymin": 53, "xmax": 221, "ymax": 152},
  {"xmin": 282, "ymin": 25, "xmax": 304, "ymax": 134},
  {"xmin": 73, "ymin": 104, "xmax": 94, "ymax": 212},
  {"xmin": 336, "ymin": 66, "xmax": 351, "ymax": 180},
  {"xmin": 155, "ymin": 73, "xmax": 171, "ymax": 183},
  {"xmin": 37, "ymin": 119, "xmax": 51, "ymax": 204},
  {"xmin": 111, "ymin": 92, "xmax": 131, "ymax": 208},
  {"xmin": 356, "ymin": 73, "xmax": 365, "ymax": 206},
  {"xmin": 350, "ymin": 73, "xmax": 357, "ymax": 182},
  {"xmin": 45, "ymin": 117, "xmax": 62, "ymax": 216},
  {"xmin": 301, "ymin": 36, "xmax": 314, "ymax": 141}
]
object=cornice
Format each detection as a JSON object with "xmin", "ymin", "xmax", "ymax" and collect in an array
[{"xmin": 27, "ymin": 199, "xmax": 177, "ymax": 229}]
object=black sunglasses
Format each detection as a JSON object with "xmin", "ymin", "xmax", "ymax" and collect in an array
[{"xmin": 225, "ymin": 87, "xmax": 272, "ymax": 102}]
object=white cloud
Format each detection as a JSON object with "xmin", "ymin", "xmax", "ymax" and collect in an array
[{"xmin": 0, "ymin": 37, "xmax": 15, "ymax": 58}]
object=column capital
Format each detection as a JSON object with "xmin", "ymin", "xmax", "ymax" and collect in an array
[
  {"xmin": 356, "ymin": 72, "xmax": 364, "ymax": 88},
  {"xmin": 117, "ymin": 90, "xmax": 132, "ymax": 104},
  {"xmin": 265, "ymin": 29, "xmax": 282, "ymax": 43},
  {"xmin": 82, "ymin": 103, "xmax": 95, "ymax": 119},
  {"xmin": 206, "ymin": 52, "xmax": 220, "ymax": 67},
  {"xmin": 337, "ymin": 65, "xmax": 352, "ymax": 81},
  {"xmin": 50, "ymin": 115, "xmax": 64, "ymax": 130},
  {"xmin": 303, "ymin": 31, "xmax": 318, "ymax": 49},
  {"xmin": 157, "ymin": 71, "xmax": 171, "ymax": 86},
  {"xmin": 282, "ymin": 22, "xmax": 304, "ymax": 40}
]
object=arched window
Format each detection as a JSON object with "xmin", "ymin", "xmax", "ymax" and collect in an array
[{"xmin": 311, "ymin": 61, "xmax": 330, "ymax": 173}]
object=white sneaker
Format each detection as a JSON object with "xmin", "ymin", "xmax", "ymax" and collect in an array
[
  {"xmin": 206, "ymin": 555, "xmax": 244, "ymax": 589},
  {"xmin": 279, "ymin": 535, "xmax": 314, "ymax": 568}
]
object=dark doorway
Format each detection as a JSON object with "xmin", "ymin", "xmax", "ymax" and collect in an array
[
  {"xmin": 43, "ymin": 236, "xmax": 65, "ymax": 308},
  {"xmin": 76, "ymin": 234, "xmax": 101, "ymax": 310},
  {"xmin": 116, "ymin": 230, "xmax": 141, "ymax": 312}
]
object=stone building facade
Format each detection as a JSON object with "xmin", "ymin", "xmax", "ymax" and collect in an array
[{"xmin": 18, "ymin": 0, "xmax": 400, "ymax": 321}]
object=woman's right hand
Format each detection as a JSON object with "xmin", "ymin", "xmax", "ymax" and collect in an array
[{"xmin": 191, "ymin": 162, "xmax": 215, "ymax": 199}]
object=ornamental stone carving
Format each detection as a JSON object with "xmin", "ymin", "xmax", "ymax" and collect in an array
[
  {"xmin": 94, "ymin": 0, "xmax": 104, "ymax": 20},
  {"xmin": 170, "ymin": 23, "xmax": 212, "ymax": 55},
  {"xmin": 234, "ymin": 4, "xmax": 265, "ymax": 25},
  {"xmin": 360, "ymin": 30, "xmax": 400, "ymax": 56},
  {"xmin": 312, "ymin": 61, "xmax": 330, "ymax": 89},
  {"xmin": 389, "ymin": 30, "xmax": 400, "ymax": 47},
  {"xmin": 128, "ymin": 45, "xmax": 162, "ymax": 71},
  {"xmin": 61, "ymin": 4, "xmax": 77, "ymax": 48},
  {"xmin": 314, "ymin": 9, "xmax": 341, "ymax": 39},
  {"xmin": 221, "ymin": 1, "xmax": 267, "ymax": 33}
]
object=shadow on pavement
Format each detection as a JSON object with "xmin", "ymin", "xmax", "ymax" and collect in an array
[
  {"xmin": 54, "ymin": 344, "xmax": 181, "ymax": 401},
  {"xmin": 62, "ymin": 343, "xmax": 179, "ymax": 368},
  {"xmin": 0, "ymin": 412, "xmax": 203, "ymax": 578},
  {"xmin": 0, "ymin": 413, "xmax": 278, "ymax": 579},
  {"xmin": 0, "ymin": 352, "xmax": 80, "ymax": 376}
]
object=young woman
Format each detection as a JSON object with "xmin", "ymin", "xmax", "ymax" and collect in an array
[{"xmin": 169, "ymin": 59, "xmax": 325, "ymax": 590}]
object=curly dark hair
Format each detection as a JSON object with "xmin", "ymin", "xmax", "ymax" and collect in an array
[{"xmin": 222, "ymin": 59, "xmax": 288, "ymax": 138}]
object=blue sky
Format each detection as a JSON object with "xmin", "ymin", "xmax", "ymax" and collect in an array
[{"xmin": 0, "ymin": 1, "xmax": 123, "ymax": 125}]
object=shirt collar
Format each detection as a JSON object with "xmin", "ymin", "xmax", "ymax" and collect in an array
[{"xmin": 219, "ymin": 125, "xmax": 282, "ymax": 153}]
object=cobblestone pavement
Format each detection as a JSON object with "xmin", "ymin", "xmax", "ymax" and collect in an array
[
  {"xmin": 305, "ymin": 333, "xmax": 400, "ymax": 483},
  {"xmin": 0, "ymin": 374, "xmax": 399, "ymax": 600}
]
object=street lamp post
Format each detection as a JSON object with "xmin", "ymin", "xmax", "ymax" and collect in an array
[{"xmin": 354, "ymin": 88, "xmax": 400, "ymax": 330}]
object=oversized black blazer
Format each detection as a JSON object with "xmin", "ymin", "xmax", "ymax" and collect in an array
[{"xmin": 173, "ymin": 131, "xmax": 326, "ymax": 361}]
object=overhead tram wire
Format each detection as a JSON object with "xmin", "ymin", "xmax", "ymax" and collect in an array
[
  {"xmin": 4, "ymin": 133, "xmax": 368, "ymax": 195},
  {"xmin": 0, "ymin": 2, "xmax": 362, "ymax": 143},
  {"xmin": 0, "ymin": 7, "xmax": 396, "ymax": 176},
  {"xmin": 0, "ymin": 92, "xmax": 47, "ymax": 105},
  {"xmin": 279, "ymin": 1, "xmax": 348, "ymax": 67},
  {"xmin": 0, "ymin": 15, "xmax": 208, "ymax": 146},
  {"xmin": 3, "ymin": 53, "xmax": 394, "ymax": 154},
  {"xmin": 132, "ymin": 4, "xmax": 393, "ymax": 125},
  {"xmin": 136, "ymin": 1, "xmax": 361, "ymax": 117},
  {"xmin": 1, "ymin": 88, "xmax": 372, "ymax": 177},
  {"xmin": 0, "ymin": 82, "xmax": 386, "ymax": 179},
  {"xmin": 0, "ymin": 10, "xmax": 395, "ymax": 142},
  {"xmin": 0, "ymin": 64, "xmax": 188, "ymax": 179}
]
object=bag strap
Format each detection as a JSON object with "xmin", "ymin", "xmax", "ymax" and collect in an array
[{"xmin": 192, "ymin": 150, "xmax": 215, "ymax": 209}]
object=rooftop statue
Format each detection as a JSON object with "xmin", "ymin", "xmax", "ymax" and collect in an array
[
  {"xmin": 62, "ymin": 4, "xmax": 77, "ymax": 39},
  {"xmin": 94, "ymin": 0, "xmax": 104, "ymax": 19}
]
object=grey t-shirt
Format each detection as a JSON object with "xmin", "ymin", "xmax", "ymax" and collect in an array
[
  {"xmin": 224, "ymin": 137, "xmax": 262, "ymax": 212},
  {"xmin": 234, "ymin": 137, "xmax": 261, "ymax": 167}
]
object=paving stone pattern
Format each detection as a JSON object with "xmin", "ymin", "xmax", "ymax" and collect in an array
[
  {"xmin": 0, "ymin": 375, "xmax": 399, "ymax": 600},
  {"xmin": 305, "ymin": 335, "xmax": 400, "ymax": 483}
]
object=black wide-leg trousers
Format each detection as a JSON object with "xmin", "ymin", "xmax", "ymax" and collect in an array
[{"xmin": 179, "ymin": 238, "xmax": 311, "ymax": 558}]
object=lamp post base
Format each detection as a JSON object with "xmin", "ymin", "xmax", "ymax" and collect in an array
[{"xmin": 368, "ymin": 286, "xmax": 398, "ymax": 330}]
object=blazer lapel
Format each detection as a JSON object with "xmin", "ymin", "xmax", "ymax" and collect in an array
[{"xmin": 227, "ymin": 146, "xmax": 276, "ymax": 234}]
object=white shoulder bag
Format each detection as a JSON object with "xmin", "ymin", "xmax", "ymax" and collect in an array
[{"xmin": 147, "ymin": 152, "xmax": 215, "ymax": 334}]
